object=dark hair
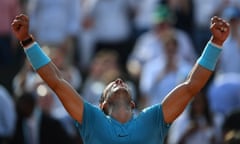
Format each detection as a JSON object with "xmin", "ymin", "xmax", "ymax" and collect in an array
[
  {"xmin": 17, "ymin": 92, "xmax": 36, "ymax": 103},
  {"xmin": 223, "ymin": 110, "xmax": 240, "ymax": 133},
  {"xmin": 16, "ymin": 92, "xmax": 37, "ymax": 118},
  {"xmin": 99, "ymin": 93, "xmax": 105, "ymax": 104},
  {"xmin": 98, "ymin": 77, "xmax": 128, "ymax": 104}
]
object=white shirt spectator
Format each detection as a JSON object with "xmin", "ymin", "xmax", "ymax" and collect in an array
[
  {"xmin": 207, "ymin": 73, "xmax": 240, "ymax": 115},
  {"xmin": 140, "ymin": 57, "xmax": 191, "ymax": 106},
  {"xmin": 131, "ymin": 0, "xmax": 160, "ymax": 31},
  {"xmin": 219, "ymin": 36, "xmax": 240, "ymax": 73},
  {"xmin": 128, "ymin": 29, "xmax": 196, "ymax": 70},
  {"xmin": 27, "ymin": 0, "xmax": 81, "ymax": 45},
  {"xmin": 193, "ymin": 0, "xmax": 223, "ymax": 28},
  {"xmin": 218, "ymin": 6, "xmax": 240, "ymax": 74},
  {"xmin": 168, "ymin": 109, "xmax": 224, "ymax": 144},
  {"xmin": 90, "ymin": 0, "xmax": 132, "ymax": 42}
]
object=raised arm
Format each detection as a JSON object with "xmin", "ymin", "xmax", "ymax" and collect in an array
[
  {"xmin": 162, "ymin": 16, "xmax": 230, "ymax": 124},
  {"xmin": 11, "ymin": 14, "xmax": 84, "ymax": 123}
]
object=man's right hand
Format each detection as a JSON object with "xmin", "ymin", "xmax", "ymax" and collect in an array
[{"xmin": 11, "ymin": 14, "xmax": 32, "ymax": 41}]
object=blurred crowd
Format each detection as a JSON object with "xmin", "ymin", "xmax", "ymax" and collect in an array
[{"xmin": 1, "ymin": 0, "xmax": 240, "ymax": 143}]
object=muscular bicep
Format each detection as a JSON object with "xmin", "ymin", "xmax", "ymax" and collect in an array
[
  {"xmin": 161, "ymin": 64, "xmax": 212, "ymax": 123},
  {"xmin": 161, "ymin": 83, "xmax": 192, "ymax": 124},
  {"xmin": 37, "ymin": 63, "xmax": 84, "ymax": 123}
]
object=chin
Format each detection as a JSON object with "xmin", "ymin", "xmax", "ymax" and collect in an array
[{"xmin": 111, "ymin": 89, "xmax": 131, "ymax": 100}]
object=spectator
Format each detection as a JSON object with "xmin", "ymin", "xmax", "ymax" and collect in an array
[
  {"xmin": 207, "ymin": 73, "xmax": 240, "ymax": 116},
  {"xmin": 77, "ymin": 0, "xmax": 96, "ymax": 71},
  {"xmin": 222, "ymin": 110, "xmax": 240, "ymax": 143},
  {"xmin": 217, "ymin": 6, "xmax": 240, "ymax": 74},
  {"xmin": 12, "ymin": 59, "xmax": 35, "ymax": 97},
  {"xmin": 162, "ymin": 0, "xmax": 194, "ymax": 38},
  {"xmin": 27, "ymin": 0, "xmax": 81, "ymax": 64},
  {"xmin": 11, "ymin": 92, "xmax": 74, "ymax": 144},
  {"xmin": 167, "ymin": 92, "xmax": 224, "ymax": 144},
  {"xmin": 139, "ymin": 30, "xmax": 192, "ymax": 108},
  {"xmin": 83, "ymin": 0, "xmax": 135, "ymax": 71},
  {"xmin": 127, "ymin": 4, "xmax": 196, "ymax": 79},
  {"xmin": 192, "ymin": 0, "xmax": 224, "ymax": 55},
  {"xmin": 0, "ymin": 85, "xmax": 16, "ymax": 144},
  {"xmin": 0, "ymin": 0, "xmax": 21, "ymax": 67},
  {"xmin": 131, "ymin": 0, "xmax": 160, "ymax": 38}
]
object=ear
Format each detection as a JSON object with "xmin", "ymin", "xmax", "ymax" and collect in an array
[
  {"xmin": 130, "ymin": 101, "xmax": 135, "ymax": 109},
  {"xmin": 99, "ymin": 101, "xmax": 108, "ymax": 113},
  {"xmin": 99, "ymin": 101, "xmax": 105, "ymax": 110}
]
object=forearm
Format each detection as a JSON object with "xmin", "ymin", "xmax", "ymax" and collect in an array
[
  {"xmin": 162, "ymin": 41, "xmax": 221, "ymax": 123},
  {"xmin": 180, "ymin": 39, "xmax": 222, "ymax": 96},
  {"xmin": 37, "ymin": 62, "xmax": 64, "ymax": 89},
  {"xmin": 23, "ymin": 41, "xmax": 84, "ymax": 122},
  {"xmin": 37, "ymin": 63, "xmax": 84, "ymax": 122},
  {"xmin": 23, "ymin": 42, "xmax": 60, "ymax": 86},
  {"xmin": 185, "ymin": 64, "xmax": 212, "ymax": 95}
]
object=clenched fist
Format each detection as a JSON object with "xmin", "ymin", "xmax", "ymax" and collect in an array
[
  {"xmin": 210, "ymin": 16, "xmax": 230, "ymax": 46},
  {"xmin": 11, "ymin": 14, "xmax": 31, "ymax": 41}
]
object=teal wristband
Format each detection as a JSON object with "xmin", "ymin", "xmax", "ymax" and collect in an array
[
  {"xmin": 24, "ymin": 42, "xmax": 51, "ymax": 70},
  {"xmin": 197, "ymin": 42, "xmax": 222, "ymax": 71}
]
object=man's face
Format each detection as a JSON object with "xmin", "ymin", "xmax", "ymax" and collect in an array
[
  {"xmin": 104, "ymin": 79, "xmax": 131, "ymax": 101},
  {"xmin": 100, "ymin": 78, "xmax": 133, "ymax": 113}
]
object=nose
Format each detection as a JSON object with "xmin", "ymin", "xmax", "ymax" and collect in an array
[{"xmin": 115, "ymin": 78, "xmax": 123, "ymax": 84}]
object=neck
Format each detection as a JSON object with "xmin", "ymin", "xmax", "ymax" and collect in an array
[{"xmin": 108, "ymin": 102, "xmax": 133, "ymax": 123}]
